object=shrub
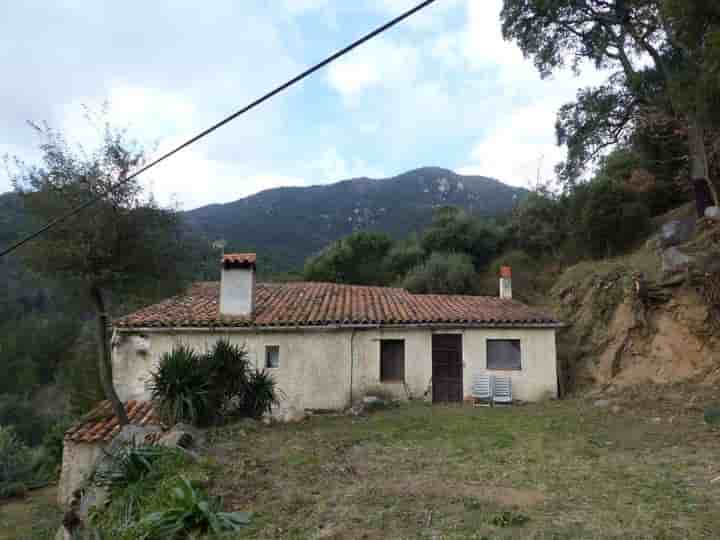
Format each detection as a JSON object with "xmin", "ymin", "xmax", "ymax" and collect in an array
[
  {"xmin": 149, "ymin": 340, "xmax": 280, "ymax": 426},
  {"xmin": 148, "ymin": 345, "xmax": 210, "ymax": 425},
  {"xmin": 141, "ymin": 476, "xmax": 251, "ymax": 539},
  {"xmin": 0, "ymin": 397, "xmax": 53, "ymax": 447},
  {"xmin": 204, "ymin": 339, "xmax": 250, "ymax": 418},
  {"xmin": 0, "ymin": 426, "xmax": 34, "ymax": 499},
  {"xmin": 402, "ymin": 252, "xmax": 479, "ymax": 295},
  {"xmin": 95, "ymin": 444, "xmax": 175, "ymax": 488},
  {"xmin": 704, "ymin": 406, "xmax": 720, "ymax": 426},
  {"xmin": 239, "ymin": 369, "xmax": 281, "ymax": 419}
]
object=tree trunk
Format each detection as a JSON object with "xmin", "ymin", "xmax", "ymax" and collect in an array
[
  {"xmin": 687, "ymin": 112, "xmax": 719, "ymax": 216},
  {"xmin": 90, "ymin": 284, "xmax": 129, "ymax": 426}
]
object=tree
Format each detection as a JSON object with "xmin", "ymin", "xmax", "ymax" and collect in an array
[
  {"xmin": 402, "ymin": 252, "xmax": 478, "ymax": 295},
  {"xmin": 303, "ymin": 231, "xmax": 394, "ymax": 285},
  {"xmin": 502, "ymin": 0, "xmax": 720, "ymax": 215},
  {"xmin": 9, "ymin": 120, "xmax": 199, "ymax": 425},
  {"xmin": 421, "ymin": 207, "xmax": 503, "ymax": 269}
]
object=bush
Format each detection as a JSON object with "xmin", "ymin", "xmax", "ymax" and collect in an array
[
  {"xmin": 149, "ymin": 340, "xmax": 280, "ymax": 426},
  {"xmin": 95, "ymin": 444, "xmax": 176, "ymax": 488},
  {"xmin": 239, "ymin": 369, "xmax": 281, "ymax": 419},
  {"xmin": 0, "ymin": 397, "xmax": 53, "ymax": 447},
  {"xmin": 141, "ymin": 477, "xmax": 251, "ymax": 539},
  {"xmin": 0, "ymin": 426, "xmax": 34, "ymax": 499},
  {"xmin": 704, "ymin": 406, "xmax": 720, "ymax": 426},
  {"xmin": 147, "ymin": 345, "xmax": 210, "ymax": 426},
  {"xmin": 402, "ymin": 252, "xmax": 479, "ymax": 295}
]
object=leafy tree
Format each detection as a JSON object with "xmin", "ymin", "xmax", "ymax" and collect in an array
[
  {"xmin": 402, "ymin": 252, "xmax": 478, "ymax": 295},
  {"xmin": 509, "ymin": 187, "xmax": 568, "ymax": 258},
  {"xmin": 384, "ymin": 235, "xmax": 425, "ymax": 278},
  {"xmin": 502, "ymin": 0, "xmax": 720, "ymax": 215},
  {"xmin": 421, "ymin": 207, "xmax": 503, "ymax": 269},
  {"xmin": 9, "ymin": 120, "xmax": 201, "ymax": 425},
  {"xmin": 303, "ymin": 231, "xmax": 394, "ymax": 285}
]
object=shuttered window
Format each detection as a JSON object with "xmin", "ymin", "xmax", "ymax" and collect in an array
[
  {"xmin": 487, "ymin": 339, "xmax": 521, "ymax": 371},
  {"xmin": 380, "ymin": 340, "xmax": 405, "ymax": 382}
]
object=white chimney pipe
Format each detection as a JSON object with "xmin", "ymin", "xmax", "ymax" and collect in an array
[
  {"xmin": 499, "ymin": 266, "xmax": 512, "ymax": 300},
  {"xmin": 220, "ymin": 253, "xmax": 256, "ymax": 317}
]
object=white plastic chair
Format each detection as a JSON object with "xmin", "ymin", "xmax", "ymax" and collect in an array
[
  {"xmin": 471, "ymin": 374, "xmax": 493, "ymax": 406},
  {"xmin": 493, "ymin": 376, "xmax": 513, "ymax": 405}
]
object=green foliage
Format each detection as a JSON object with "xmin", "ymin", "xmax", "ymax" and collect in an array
[
  {"xmin": 0, "ymin": 397, "xmax": 53, "ymax": 447},
  {"xmin": 141, "ymin": 476, "xmax": 251, "ymax": 539},
  {"xmin": 704, "ymin": 406, "xmax": 720, "ymax": 426},
  {"xmin": 421, "ymin": 207, "xmax": 503, "ymax": 269},
  {"xmin": 148, "ymin": 345, "xmax": 210, "ymax": 426},
  {"xmin": 149, "ymin": 340, "xmax": 280, "ymax": 426},
  {"xmin": 402, "ymin": 252, "xmax": 478, "ymax": 295},
  {"xmin": 304, "ymin": 231, "xmax": 394, "ymax": 285},
  {"xmin": 0, "ymin": 426, "xmax": 35, "ymax": 499},
  {"xmin": 95, "ymin": 445, "xmax": 175, "ymax": 488},
  {"xmin": 383, "ymin": 236, "xmax": 424, "ymax": 277},
  {"xmin": 37, "ymin": 417, "xmax": 74, "ymax": 479},
  {"xmin": 239, "ymin": 369, "xmax": 281, "ymax": 419}
]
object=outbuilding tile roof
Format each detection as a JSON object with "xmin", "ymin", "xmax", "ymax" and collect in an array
[
  {"xmin": 222, "ymin": 253, "xmax": 256, "ymax": 266},
  {"xmin": 114, "ymin": 282, "xmax": 560, "ymax": 329},
  {"xmin": 65, "ymin": 400, "xmax": 161, "ymax": 444}
]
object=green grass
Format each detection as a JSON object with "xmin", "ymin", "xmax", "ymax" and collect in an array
[{"xmin": 208, "ymin": 396, "xmax": 720, "ymax": 539}]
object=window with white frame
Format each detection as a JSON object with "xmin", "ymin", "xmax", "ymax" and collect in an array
[
  {"xmin": 265, "ymin": 345, "xmax": 280, "ymax": 369},
  {"xmin": 486, "ymin": 339, "xmax": 521, "ymax": 371}
]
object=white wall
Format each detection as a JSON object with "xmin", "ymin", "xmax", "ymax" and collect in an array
[
  {"xmin": 58, "ymin": 441, "xmax": 105, "ymax": 505},
  {"xmin": 112, "ymin": 326, "xmax": 557, "ymax": 411},
  {"xmin": 220, "ymin": 267, "xmax": 254, "ymax": 316}
]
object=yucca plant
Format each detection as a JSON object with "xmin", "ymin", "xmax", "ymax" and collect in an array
[
  {"xmin": 240, "ymin": 369, "xmax": 281, "ymax": 419},
  {"xmin": 204, "ymin": 339, "xmax": 249, "ymax": 418},
  {"xmin": 142, "ymin": 476, "xmax": 251, "ymax": 539},
  {"xmin": 148, "ymin": 345, "xmax": 210, "ymax": 425},
  {"xmin": 94, "ymin": 444, "xmax": 170, "ymax": 488}
]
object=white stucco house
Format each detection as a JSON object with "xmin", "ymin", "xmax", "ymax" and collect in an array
[
  {"xmin": 111, "ymin": 253, "xmax": 562, "ymax": 411},
  {"xmin": 59, "ymin": 253, "xmax": 562, "ymax": 504}
]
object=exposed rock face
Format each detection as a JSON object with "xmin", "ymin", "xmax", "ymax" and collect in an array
[
  {"xmin": 661, "ymin": 246, "xmax": 694, "ymax": 276},
  {"xmin": 660, "ymin": 219, "xmax": 696, "ymax": 247},
  {"xmin": 705, "ymin": 206, "xmax": 720, "ymax": 221}
]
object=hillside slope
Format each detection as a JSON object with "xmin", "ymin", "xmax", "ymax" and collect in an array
[
  {"xmin": 184, "ymin": 167, "xmax": 526, "ymax": 273},
  {"xmin": 552, "ymin": 207, "xmax": 720, "ymax": 392}
]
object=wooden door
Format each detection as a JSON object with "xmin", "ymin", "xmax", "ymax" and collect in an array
[{"xmin": 432, "ymin": 334, "xmax": 463, "ymax": 403}]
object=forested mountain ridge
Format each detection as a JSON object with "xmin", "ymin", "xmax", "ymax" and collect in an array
[{"xmin": 183, "ymin": 167, "xmax": 526, "ymax": 273}]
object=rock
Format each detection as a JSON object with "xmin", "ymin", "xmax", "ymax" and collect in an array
[
  {"xmin": 593, "ymin": 399, "xmax": 611, "ymax": 408},
  {"xmin": 705, "ymin": 206, "xmax": 720, "ymax": 221},
  {"xmin": 661, "ymin": 246, "xmax": 694, "ymax": 276},
  {"xmin": 610, "ymin": 405, "xmax": 622, "ymax": 415},
  {"xmin": 273, "ymin": 406, "xmax": 306, "ymax": 423},
  {"xmin": 651, "ymin": 417, "xmax": 662, "ymax": 424},
  {"xmin": 362, "ymin": 396, "xmax": 384, "ymax": 405},
  {"xmin": 660, "ymin": 218, "xmax": 695, "ymax": 247},
  {"xmin": 160, "ymin": 423, "xmax": 205, "ymax": 449},
  {"xmin": 110, "ymin": 424, "xmax": 163, "ymax": 449}
]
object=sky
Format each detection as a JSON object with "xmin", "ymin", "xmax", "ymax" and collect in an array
[{"xmin": 0, "ymin": 0, "xmax": 608, "ymax": 210}]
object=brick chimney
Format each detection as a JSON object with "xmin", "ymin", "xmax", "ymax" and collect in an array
[
  {"xmin": 499, "ymin": 266, "xmax": 512, "ymax": 300},
  {"xmin": 220, "ymin": 253, "xmax": 256, "ymax": 317}
]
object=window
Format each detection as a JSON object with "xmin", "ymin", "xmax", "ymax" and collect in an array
[
  {"xmin": 380, "ymin": 340, "xmax": 405, "ymax": 382},
  {"xmin": 487, "ymin": 339, "xmax": 521, "ymax": 371},
  {"xmin": 265, "ymin": 345, "xmax": 280, "ymax": 369}
]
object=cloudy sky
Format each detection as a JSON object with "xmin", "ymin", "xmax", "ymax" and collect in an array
[{"xmin": 1, "ymin": 0, "xmax": 607, "ymax": 210}]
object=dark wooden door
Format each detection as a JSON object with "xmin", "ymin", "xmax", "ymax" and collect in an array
[{"xmin": 432, "ymin": 334, "xmax": 463, "ymax": 403}]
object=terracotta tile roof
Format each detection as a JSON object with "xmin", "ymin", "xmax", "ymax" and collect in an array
[
  {"xmin": 115, "ymin": 282, "xmax": 560, "ymax": 329},
  {"xmin": 65, "ymin": 400, "xmax": 161, "ymax": 444},
  {"xmin": 222, "ymin": 253, "xmax": 256, "ymax": 267}
]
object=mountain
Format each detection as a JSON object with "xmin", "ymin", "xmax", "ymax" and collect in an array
[{"xmin": 184, "ymin": 167, "xmax": 526, "ymax": 274}]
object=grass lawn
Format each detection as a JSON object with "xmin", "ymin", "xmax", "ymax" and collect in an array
[
  {"xmin": 208, "ymin": 390, "xmax": 720, "ymax": 540},
  {"xmin": 0, "ymin": 486, "xmax": 60, "ymax": 540}
]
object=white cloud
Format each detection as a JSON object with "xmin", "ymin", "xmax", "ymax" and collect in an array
[
  {"xmin": 458, "ymin": 101, "xmax": 565, "ymax": 188},
  {"xmin": 310, "ymin": 147, "xmax": 384, "ymax": 182},
  {"xmin": 326, "ymin": 38, "xmax": 420, "ymax": 100}
]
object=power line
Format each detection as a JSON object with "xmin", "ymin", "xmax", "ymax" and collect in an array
[{"xmin": 0, "ymin": 0, "xmax": 438, "ymax": 259}]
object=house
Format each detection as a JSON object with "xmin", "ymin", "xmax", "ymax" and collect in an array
[{"xmin": 111, "ymin": 253, "xmax": 562, "ymax": 415}]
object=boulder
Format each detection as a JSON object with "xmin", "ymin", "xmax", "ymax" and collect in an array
[
  {"xmin": 661, "ymin": 247, "xmax": 694, "ymax": 276},
  {"xmin": 660, "ymin": 218, "xmax": 695, "ymax": 247},
  {"xmin": 159, "ymin": 423, "xmax": 205, "ymax": 449},
  {"xmin": 705, "ymin": 206, "xmax": 720, "ymax": 221},
  {"xmin": 593, "ymin": 399, "xmax": 611, "ymax": 408}
]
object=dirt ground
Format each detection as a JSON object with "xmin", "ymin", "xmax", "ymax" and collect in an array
[
  {"xmin": 0, "ymin": 486, "xmax": 60, "ymax": 540},
  {"xmin": 208, "ymin": 387, "xmax": 720, "ymax": 539}
]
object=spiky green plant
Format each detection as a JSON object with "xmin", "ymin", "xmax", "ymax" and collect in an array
[
  {"xmin": 204, "ymin": 339, "xmax": 249, "ymax": 418},
  {"xmin": 141, "ymin": 476, "xmax": 251, "ymax": 539},
  {"xmin": 147, "ymin": 345, "xmax": 210, "ymax": 425},
  {"xmin": 240, "ymin": 369, "xmax": 281, "ymax": 419}
]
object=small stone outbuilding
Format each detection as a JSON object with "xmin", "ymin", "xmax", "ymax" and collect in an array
[{"xmin": 59, "ymin": 400, "xmax": 161, "ymax": 505}]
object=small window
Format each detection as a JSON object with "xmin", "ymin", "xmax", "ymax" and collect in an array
[
  {"xmin": 265, "ymin": 345, "xmax": 280, "ymax": 369},
  {"xmin": 487, "ymin": 339, "xmax": 521, "ymax": 371},
  {"xmin": 380, "ymin": 340, "xmax": 405, "ymax": 382}
]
